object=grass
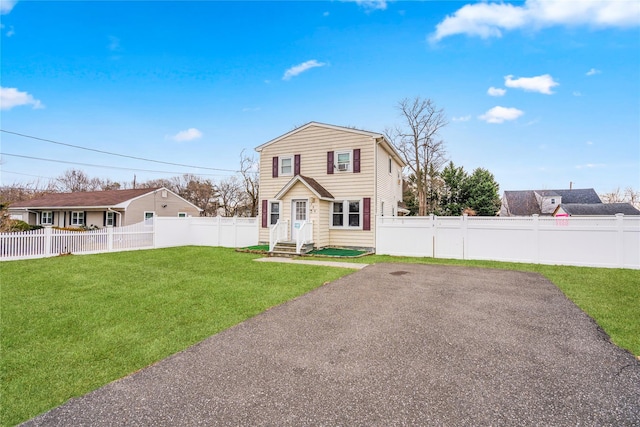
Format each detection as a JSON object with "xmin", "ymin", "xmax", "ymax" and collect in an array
[
  {"xmin": 0, "ymin": 247, "xmax": 350, "ymax": 427},
  {"xmin": 1, "ymin": 248, "xmax": 638, "ymax": 426}
]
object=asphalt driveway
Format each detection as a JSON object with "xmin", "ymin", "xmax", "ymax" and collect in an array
[{"xmin": 24, "ymin": 263, "xmax": 640, "ymax": 426}]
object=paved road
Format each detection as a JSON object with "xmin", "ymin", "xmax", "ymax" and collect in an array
[{"xmin": 24, "ymin": 264, "xmax": 640, "ymax": 426}]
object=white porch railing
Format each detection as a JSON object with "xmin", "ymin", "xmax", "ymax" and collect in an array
[
  {"xmin": 269, "ymin": 219, "xmax": 289, "ymax": 252},
  {"xmin": 296, "ymin": 220, "xmax": 313, "ymax": 254}
]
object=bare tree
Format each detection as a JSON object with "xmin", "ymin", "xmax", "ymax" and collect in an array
[
  {"xmin": 239, "ymin": 150, "xmax": 259, "ymax": 217},
  {"xmin": 624, "ymin": 187, "xmax": 640, "ymax": 209},
  {"xmin": 386, "ymin": 97, "xmax": 448, "ymax": 216},
  {"xmin": 178, "ymin": 174, "xmax": 218, "ymax": 216},
  {"xmin": 217, "ymin": 176, "xmax": 244, "ymax": 216},
  {"xmin": 600, "ymin": 187, "xmax": 624, "ymax": 204},
  {"xmin": 601, "ymin": 186, "xmax": 640, "ymax": 209}
]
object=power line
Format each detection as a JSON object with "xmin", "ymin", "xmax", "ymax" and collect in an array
[
  {"xmin": 0, "ymin": 129, "xmax": 241, "ymax": 173},
  {"xmin": 0, "ymin": 153, "xmax": 232, "ymax": 177}
]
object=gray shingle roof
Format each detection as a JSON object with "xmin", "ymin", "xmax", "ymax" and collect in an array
[
  {"xmin": 502, "ymin": 188, "xmax": 602, "ymax": 216},
  {"xmin": 560, "ymin": 203, "xmax": 640, "ymax": 216},
  {"xmin": 9, "ymin": 188, "xmax": 162, "ymax": 209}
]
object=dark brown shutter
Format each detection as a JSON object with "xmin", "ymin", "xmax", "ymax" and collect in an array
[
  {"xmin": 262, "ymin": 200, "xmax": 268, "ymax": 228},
  {"xmin": 272, "ymin": 157, "xmax": 278, "ymax": 178},
  {"xmin": 103, "ymin": 212, "xmax": 107, "ymax": 226},
  {"xmin": 353, "ymin": 149, "xmax": 361, "ymax": 173},
  {"xmin": 363, "ymin": 198, "xmax": 371, "ymax": 231},
  {"xmin": 327, "ymin": 151, "xmax": 334, "ymax": 174},
  {"xmin": 84, "ymin": 211, "xmax": 87, "ymax": 226},
  {"xmin": 294, "ymin": 154, "xmax": 301, "ymax": 175}
]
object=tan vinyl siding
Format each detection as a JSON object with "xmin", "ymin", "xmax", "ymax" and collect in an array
[
  {"xmin": 376, "ymin": 143, "xmax": 404, "ymax": 218},
  {"xmin": 125, "ymin": 191, "xmax": 200, "ymax": 226},
  {"xmin": 258, "ymin": 124, "xmax": 377, "ymax": 247}
]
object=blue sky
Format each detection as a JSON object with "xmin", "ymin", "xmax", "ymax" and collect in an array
[{"xmin": 1, "ymin": 0, "xmax": 639, "ymax": 195}]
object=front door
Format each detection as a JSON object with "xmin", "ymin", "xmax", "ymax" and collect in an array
[{"xmin": 291, "ymin": 199, "xmax": 308, "ymax": 241}]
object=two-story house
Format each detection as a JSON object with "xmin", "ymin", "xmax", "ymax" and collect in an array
[{"xmin": 255, "ymin": 122, "xmax": 406, "ymax": 253}]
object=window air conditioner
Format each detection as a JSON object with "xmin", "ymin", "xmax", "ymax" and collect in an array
[{"xmin": 338, "ymin": 163, "xmax": 349, "ymax": 171}]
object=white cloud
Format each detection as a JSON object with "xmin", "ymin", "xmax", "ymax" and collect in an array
[
  {"xmin": 170, "ymin": 128, "xmax": 203, "ymax": 142},
  {"xmin": 586, "ymin": 141, "xmax": 594, "ymax": 145},
  {"xmin": 353, "ymin": 0, "xmax": 387, "ymax": 11},
  {"xmin": 0, "ymin": 0, "xmax": 17, "ymax": 14},
  {"xmin": 504, "ymin": 74, "xmax": 558, "ymax": 94},
  {"xmin": 430, "ymin": 0, "xmax": 640, "ymax": 42},
  {"xmin": 0, "ymin": 86, "xmax": 44, "ymax": 110},
  {"xmin": 586, "ymin": 68, "xmax": 601, "ymax": 76},
  {"xmin": 573, "ymin": 91, "xmax": 582, "ymax": 96},
  {"xmin": 487, "ymin": 86, "xmax": 506, "ymax": 97},
  {"xmin": 478, "ymin": 106, "xmax": 524, "ymax": 124},
  {"xmin": 323, "ymin": 11, "xmax": 330, "ymax": 17},
  {"xmin": 575, "ymin": 163, "xmax": 605, "ymax": 169},
  {"xmin": 452, "ymin": 115, "xmax": 472, "ymax": 122},
  {"xmin": 282, "ymin": 60, "xmax": 326, "ymax": 81}
]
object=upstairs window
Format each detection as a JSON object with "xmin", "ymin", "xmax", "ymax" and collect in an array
[
  {"xmin": 336, "ymin": 151, "xmax": 351, "ymax": 172},
  {"xmin": 280, "ymin": 156, "xmax": 293, "ymax": 176}
]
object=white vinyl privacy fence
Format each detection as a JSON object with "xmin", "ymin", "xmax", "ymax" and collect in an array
[
  {"xmin": 376, "ymin": 214, "xmax": 640, "ymax": 269},
  {"xmin": 0, "ymin": 217, "xmax": 258, "ymax": 261}
]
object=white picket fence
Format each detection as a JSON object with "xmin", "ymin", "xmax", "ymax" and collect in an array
[
  {"xmin": 0, "ymin": 221, "xmax": 155, "ymax": 260},
  {"xmin": 0, "ymin": 217, "xmax": 259, "ymax": 261},
  {"xmin": 376, "ymin": 214, "xmax": 640, "ymax": 269},
  {"xmin": 3, "ymin": 214, "xmax": 639, "ymax": 269}
]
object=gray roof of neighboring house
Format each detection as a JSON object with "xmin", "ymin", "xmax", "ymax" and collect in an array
[
  {"xmin": 559, "ymin": 203, "xmax": 640, "ymax": 216},
  {"xmin": 502, "ymin": 188, "xmax": 602, "ymax": 216},
  {"xmin": 502, "ymin": 190, "xmax": 541, "ymax": 216},
  {"xmin": 541, "ymin": 188, "xmax": 602, "ymax": 204},
  {"xmin": 9, "ymin": 188, "xmax": 163, "ymax": 209}
]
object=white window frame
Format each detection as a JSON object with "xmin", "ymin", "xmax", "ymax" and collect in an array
[
  {"xmin": 335, "ymin": 150, "xmax": 352, "ymax": 172},
  {"xmin": 106, "ymin": 211, "xmax": 116, "ymax": 226},
  {"xmin": 279, "ymin": 155, "xmax": 294, "ymax": 176},
  {"xmin": 41, "ymin": 211, "xmax": 53, "ymax": 225},
  {"xmin": 268, "ymin": 201, "xmax": 282, "ymax": 226},
  {"xmin": 71, "ymin": 211, "xmax": 84, "ymax": 226},
  {"xmin": 330, "ymin": 199, "xmax": 362, "ymax": 229}
]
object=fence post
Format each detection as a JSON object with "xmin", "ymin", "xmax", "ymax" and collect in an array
[
  {"xmin": 616, "ymin": 213, "xmax": 624, "ymax": 268},
  {"xmin": 461, "ymin": 214, "xmax": 469, "ymax": 260},
  {"xmin": 44, "ymin": 226, "xmax": 52, "ymax": 257},
  {"xmin": 532, "ymin": 214, "xmax": 540, "ymax": 264},
  {"xmin": 107, "ymin": 226, "xmax": 114, "ymax": 252}
]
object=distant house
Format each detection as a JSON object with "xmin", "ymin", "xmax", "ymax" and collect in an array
[
  {"xmin": 255, "ymin": 121, "xmax": 406, "ymax": 253},
  {"xmin": 500, "ymin": 188, "xmax": 602, "ymax": 216},
  {"xmin": 553, "ymin": 203, "xmax": 640, "ymax": 216},
  {"xmin": 8, "ymin": 187, "xmax": 202, "ymax": 228}
]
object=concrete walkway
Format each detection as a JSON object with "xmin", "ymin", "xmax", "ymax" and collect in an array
[
  {"xmin": 254, "ymin": 256, "xmax": 368, "ymax": 269},
  {"xmin": 24, "ymin": 264, "xmax": 640, "ymax": 426}
]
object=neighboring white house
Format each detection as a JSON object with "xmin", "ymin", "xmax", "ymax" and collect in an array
[
  {"xmin": 255, "ymin": 122, "xmax": 406, "ymax": 252},
  {"xmin": 8, "ymin": 187, "xmax": 202, "ymax": 227}
]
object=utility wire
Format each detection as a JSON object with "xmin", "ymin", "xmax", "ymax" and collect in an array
[
  {"xmin": 0, "ymin": 153, "xmax": 231, "ymax": 177},
  {"xmin": 0, "ymin": 129, "xmax": 241, "ymax": 173}
]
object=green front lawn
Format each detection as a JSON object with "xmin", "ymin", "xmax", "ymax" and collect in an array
[
  {"xmin": 0, "ymin": 247, "xmax": 351, "ymax": 427},
  {"xmin": 1, "ymin": 248, "xmax": 638, "ymax": 426}
]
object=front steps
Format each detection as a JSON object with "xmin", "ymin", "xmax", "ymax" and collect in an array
[{"xmin": 270, "ymin": 241, "xmax": 314, "ymax": 256}]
